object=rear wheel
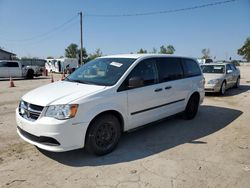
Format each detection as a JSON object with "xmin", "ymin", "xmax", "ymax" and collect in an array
[
  {"xmin": 26, "ymin": 69, "xmax": 34, "ymax": 79},
  {"xmin": 183, "ymin": 94, "xmax": 200, "ymax": 120},
  {"xmin": 85, "ymin": 114, "xmax": 121, "ymax": 155},
  {"xmin": 220, "ymin": 81, "xmax": 226, "ymax": 95}
]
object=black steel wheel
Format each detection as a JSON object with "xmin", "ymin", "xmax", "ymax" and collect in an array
[
  {"xmin": 85, "ymin": 114, "xmax": 121, "ymax": 155},
  {"xmin": 26, "ymin": 69, "xmax": 34, "ymax": 79}
]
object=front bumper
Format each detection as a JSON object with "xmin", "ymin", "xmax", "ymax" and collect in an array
[
  {"xmin": 16, "ymin": 108, "xmax": 89, "ymax": 152},
  {"xmin": 204, "ymin": 83, "xmax": 221, "ymax": 93}
]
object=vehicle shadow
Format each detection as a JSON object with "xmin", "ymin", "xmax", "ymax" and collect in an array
[
  {"xmin": 205, "ymin": 84, "xmax": 250, "ymax": 97},
  {"xmin": 0, "ymin": 77, "xmax": 49, "ymax": 81},
  {"xmin": 39, "ymin": 105, "xmax": 242, "ymax": 167}
]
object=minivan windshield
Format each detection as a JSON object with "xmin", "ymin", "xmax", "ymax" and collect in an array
[
  {"xmin": 66, "ymin": 58, "xmax": 136, "ymax": 86},
  {"xmin": 201, "ymin": 65, "xmax": 225, "ymax": 74}
]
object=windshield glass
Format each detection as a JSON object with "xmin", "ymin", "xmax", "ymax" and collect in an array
[
  {"xmin": 201, "ymin": 65, "xmax": 225, "ymax": 74},
  {"xmin": 66, "ymin": 58, "xmax": 136, "ymax": 86}
]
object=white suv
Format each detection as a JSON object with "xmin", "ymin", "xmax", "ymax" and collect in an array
[{"xmin": 16, "ymin": 54, "xmax": 204, "ymax": 155}]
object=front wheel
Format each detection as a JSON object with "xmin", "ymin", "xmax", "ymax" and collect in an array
[
  {"xmin": 85, "ymin": 114, "xmax": 121, "ymax": 155},
  {"xmin": 220, "ymin": 81, "xmax": 226, "ymax": 95},
  {"xmin": 234, "ymin": 77, "xmax": 240, "ymax": 88},
  {"xmin": 183, "ymin": 94, "xmax": 200, "ymax": 120}
]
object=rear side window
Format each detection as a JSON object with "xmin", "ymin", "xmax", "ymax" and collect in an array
[
  {"xmin": 0, "ymin": 61, "xmax": 8, "ymax": 67},
  {"xmin": 182, "ymin": 59, "xmax": 201, "ymax": 77},
  {"xmin": 7, "ymin": 62, "xmax": 19, "ymax": 67},
  {"xmin": 156, "ymin": 58, "xmax": 183, "ymax": 82}
]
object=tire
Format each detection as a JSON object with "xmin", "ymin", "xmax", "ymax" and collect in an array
[
  {"xmin": 26, "ymin": 69, "xmax": 34, "ymax": 79},
  {"xmin": 85, "ymin": 114, "xmax": 121, "ymax": 155},
  {"xmin": 220, "ymin": 81, "xmax": 226, "ymax": 95},
  {"xmin": 183, "ymin": 94, "xmax": 200, "ymax": 120},
  {"xmin": 234, "ymin": 77, "xmax": 240, "ymax": 88}
]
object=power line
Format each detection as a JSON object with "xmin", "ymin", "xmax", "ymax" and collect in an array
[
  {"xmin": 18, "ymin": 20, "xmax": 79, "ymax": 46},
  {"xmin": 85, "ymin": 0, "xmax": 239, "ymax": 17},
  {"xmin": 0, "ymin": 15, "xmax": 78, "ymax": 42},
  {"xmin": 0, "ymin": 0, "xmax": 239, "ymax": 44}
]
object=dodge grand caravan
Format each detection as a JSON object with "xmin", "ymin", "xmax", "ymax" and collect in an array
[{"xmin": 16, "ymin": 54, "xmax": 205, "ymax": 155}]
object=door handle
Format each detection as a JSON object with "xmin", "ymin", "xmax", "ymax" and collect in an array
[
  {"xmin": 165, "ymin": 86, "xmax": 172, "ymax": 90},
  {"xmin": 154, "ymin": 88, "xmax": 163, "ymax": 92}
]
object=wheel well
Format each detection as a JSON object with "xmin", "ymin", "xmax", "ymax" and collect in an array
[
  {"xmin": 87, "ymin": 110, "xmax": 124, "ymax": 132},
  {"xmin": 190, "ymin": 91, "xmax": 200, "ymax": 101},
  {"xmin": 27, "ymin": 69, "xmax": 34, "ymax": 74}
]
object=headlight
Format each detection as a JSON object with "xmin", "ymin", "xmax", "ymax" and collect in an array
[
  {"xmin": 45, "ymin": 104, "xmax": 78, "ymax": 120},
  {"xmin": 207, "ymin": 79, "xmax": 220, "ymax": 84}
]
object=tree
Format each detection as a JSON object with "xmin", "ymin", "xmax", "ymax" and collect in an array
[
  {"xmin": 166, "ymin": 45, "xmax": 175, "ymax": 54},
  {"xmin": 152, "ymin": 48, "xmax": 157, "ymax": 53},
  {"xmin": 65, "ymin": 43, "xmax": 78, "ymax": 58},
  {"xmin": 238, "ymin": 37, "xmax": 250, "ymax": 61},
  {"xmin": 137, "ymin": 48, "xmax": 147, "ymax": 54},
  {"xmin": 87, "ymin": 49, "xmax": 103, "ymax": 62},
  {"xmin": 78, "ymin": 48, "xmax": 88, "ymax": 63},
  {"xmin": 201, "ymin": 48, "xmax": 210, "ymax": 59},
  {"xmin": 46, "ymin": 56, "xmax": 54, "ymax": 59},
  {"xmin": 159, "ymin": 45, "xmax": 167, "ymax": 54},
  {"xmin": 159, "ymin": 45, "xmax": 175, "ymax": 54}
]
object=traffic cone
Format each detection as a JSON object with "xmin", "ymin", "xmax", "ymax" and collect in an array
[
  {"xmin": 61, "ymin": 72, "xmax": 65, "ymax": 81},
  {"xmin": 51, "ymin": 74, "xmax": 54, "ymax": 83},
  {"xmin": 9, "ymin": 77, "xmax": 15, "ymax": 87}
]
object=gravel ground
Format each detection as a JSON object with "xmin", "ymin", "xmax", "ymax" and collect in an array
[{"xmin": 0, "ymin": 68, "xmax": 250, "ymax": 188}]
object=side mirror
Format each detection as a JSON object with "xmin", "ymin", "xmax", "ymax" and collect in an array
[
  {"xmin": 128, "ymin": 77, "xmax": 144, "ymax": 88},
  {"xmin": 227, "ymin": 70, "xmax": 233, "ymax": 74}
]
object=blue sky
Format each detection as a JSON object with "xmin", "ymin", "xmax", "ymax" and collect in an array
[{"xmin": 0, "ymin": 0, "xmax": 249, "ymax": 60}]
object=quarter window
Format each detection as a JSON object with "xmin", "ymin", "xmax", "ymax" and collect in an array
[
  {"xmin": 182, "ymin": 59, "xmax": 201, "ymax": 77},
  {"xmin": 156, "ymin": 58, "xmax": 183, "ymax": 82}
]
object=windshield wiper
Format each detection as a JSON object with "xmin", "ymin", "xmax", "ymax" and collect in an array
[
  {"xmin": 64, "ymin": 78, "xmax": 106, "ymax": 86},
  {"xmin": 67, "ymin": 79, "xmax": 94, "ymax": 85}
]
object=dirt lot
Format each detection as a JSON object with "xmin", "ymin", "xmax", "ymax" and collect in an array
[{"xmin": 0, "ymin": 67, "xmax": 250, "ymax": 188}]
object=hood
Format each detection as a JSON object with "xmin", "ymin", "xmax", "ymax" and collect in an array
[
  {"xmin": 203, "ymin": 73, "xmax": 224, "ymax": 82},
  {"xmin": 22, "ymin": 81, "xmax": 106, "ymax": 106}
]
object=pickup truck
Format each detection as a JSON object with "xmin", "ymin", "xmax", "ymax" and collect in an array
[{"xmin": 0, "ymin": 60, "xmax": 44, "ymax": 79}]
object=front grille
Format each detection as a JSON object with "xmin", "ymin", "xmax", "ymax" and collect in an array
[
  {"xmin": 19, "ymin": 100, "xmax": 44, "ymax": 121},
  {"xmin": 17, "ymin": 126, "xmax": 60, "ymax": 146}
]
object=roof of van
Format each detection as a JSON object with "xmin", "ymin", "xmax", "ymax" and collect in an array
[
  {"xmin": 100, "ymin": 54, "xmax": 195, "ymax": 60},
  {"xmin": 200, "ymin": 63, "xmax": 231, "ymax": 66}
]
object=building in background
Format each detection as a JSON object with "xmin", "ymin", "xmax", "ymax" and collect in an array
[{"xmin": 0, "ymin": 48, "xmax": 16, "ymax": 60}]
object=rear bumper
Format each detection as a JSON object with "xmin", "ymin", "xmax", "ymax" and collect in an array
[{"xmin": 16, "ymin": 108, "xmax": 89, "ymax": 152}]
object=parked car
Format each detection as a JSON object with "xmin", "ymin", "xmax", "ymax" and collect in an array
[
  {"xmin": 16, "ymin": 54, "xmax": 205, "ymax": 155},
  {"xmin": 0, "ymin": 60, "xmax": 24, "ymax": 78},
  {"xmin": 0, "ymin": 60, "xmax": 45, "ymax": 79},
  {"xmin": 201, "ymin": 63, "xmax": 240, "ymax": 95},
  {"xmin": 20, "ymin": 58, "xmax": 46, "ymax": 79}
]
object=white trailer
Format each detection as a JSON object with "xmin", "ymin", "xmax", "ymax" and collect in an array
[{"xmin": 46, "ymin": 58, "xmax": 78, "ymax": 73}]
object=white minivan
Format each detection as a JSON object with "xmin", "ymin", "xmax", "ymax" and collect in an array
[{"xmin": 16, "ymin": 54, "xmax": 205, "ymax": 155}]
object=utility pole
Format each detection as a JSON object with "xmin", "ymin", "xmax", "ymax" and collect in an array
[{"xmin": 79, "ymin": 12, "xmax": 83, "ymax": 65}]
